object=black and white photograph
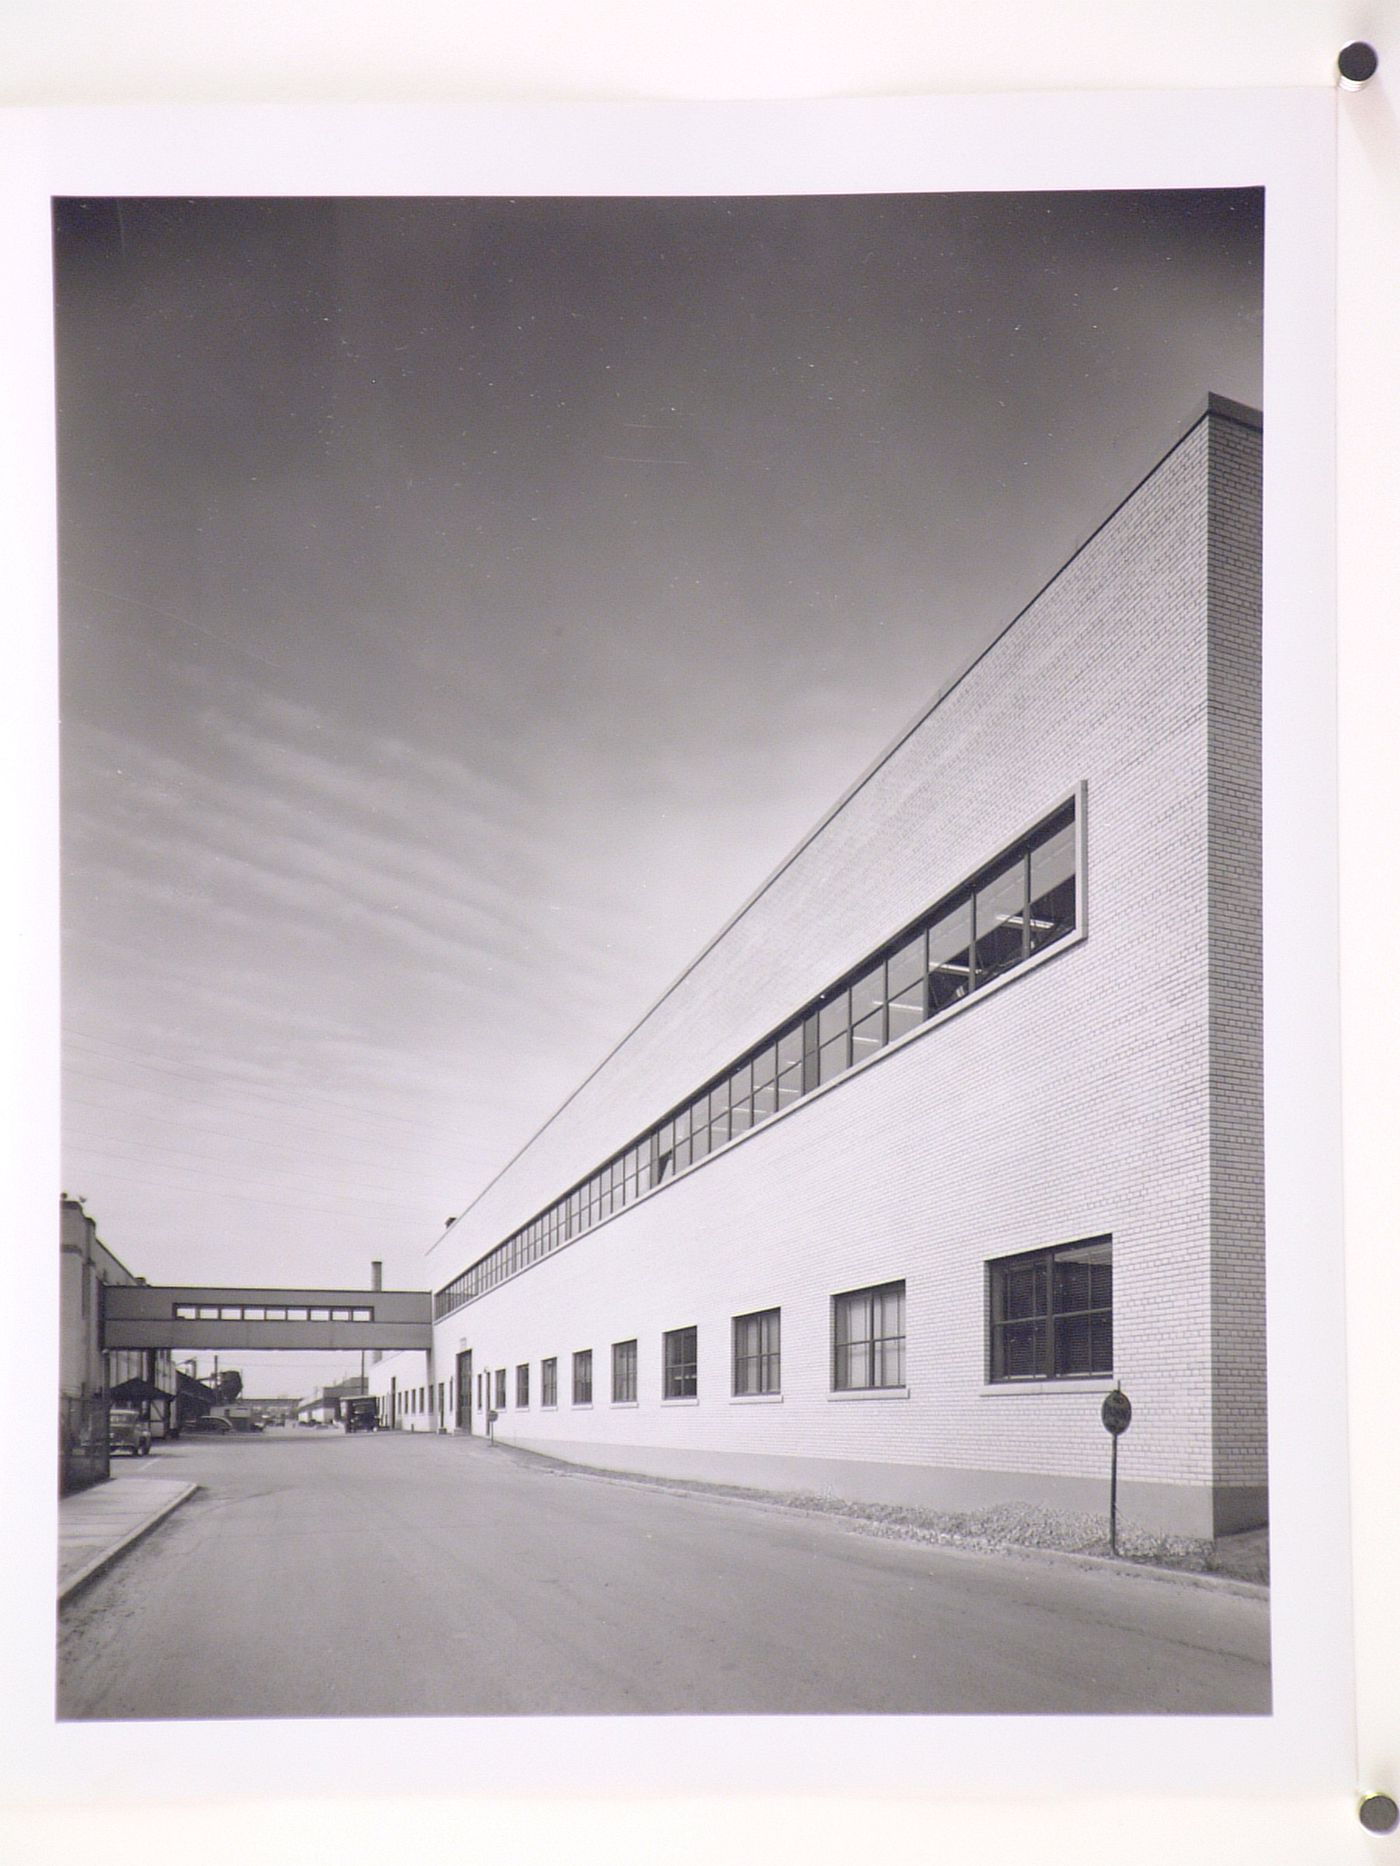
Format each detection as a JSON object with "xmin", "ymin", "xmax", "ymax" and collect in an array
[{"xmin": 52, "ymin": 180, "xmax": 1275, "ymax": 1721}]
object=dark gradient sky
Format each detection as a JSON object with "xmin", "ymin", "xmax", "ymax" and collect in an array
[{"xmin": 56, "ymin": 189, "xmax": 1261, "ymax": 1392}]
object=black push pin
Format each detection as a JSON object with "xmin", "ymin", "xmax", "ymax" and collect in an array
[
  {"xmin": 1338, "ymin": 41, "xmax": 1379, "ymax": 89},
  {"xmin": 1360, "ymin": 1792, "xmax": 1400, "ymax": 1835}
]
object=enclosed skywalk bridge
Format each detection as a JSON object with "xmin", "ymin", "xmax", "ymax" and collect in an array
[{"xmin": 101, "ymin": 1283, "xmax": 433, "ymax": 1355}]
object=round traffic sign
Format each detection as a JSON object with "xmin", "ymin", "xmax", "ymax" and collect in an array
[{"xmin": 1101, "ymin": 1389, "xmax": 1132, "ymax": 1436}]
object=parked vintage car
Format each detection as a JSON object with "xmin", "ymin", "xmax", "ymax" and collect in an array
[
  {"xmin": 187, "ymin": 1413, "xmax": 235, "ymax": 1434},
  {"xmin": 108, "ymin": 1408, "xmax": 152, "ymax": 1457}
]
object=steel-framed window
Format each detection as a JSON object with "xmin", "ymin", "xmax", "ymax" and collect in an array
[
  {"xmin": 494, "ymin": 1368, "xmax": 506, "ymax": 1409},
  {"xmin": 612, "ymin": 1338, "xmax": 637, "ymax": 1403},
  {"xmin": 516, "ymin": 1363, "xmax": 529, "ymax": 1408},
  {"xmin": 989, "ymin": 1238, "xmax": 1112, "ymax": 1381},
  {"xmin": 732, "ymin": 1309, "xmax": 781, "ymax": 1395},
  {"xmin": 541, "ymin": 1357, "xmax": 557, "ymax": 1407},
  {"xmin": 663, "ymin": 1326, "xmax": 698, "ymax": 1399},
  {"xmin": 573, "ymin": 1349, "xmax": 593, "ymax": 1405},
  {"xmin": 832, "ymin": 1281, "xmax": 906, "ymax": 1391}
]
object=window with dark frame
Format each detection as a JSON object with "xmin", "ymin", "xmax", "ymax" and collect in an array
[
  {"xmin": 612, "ymin": 1338, "xmax": 637, "ymax": 1403},
  {"xmin": 832, "ymin": 1281, "xmax": 906, "ymax": 1391},
  {"xmin": 573, "ymin": 1349, "xmax": 592, "ymax": 1405},
  {"xmin": 541, "ymin": 1357, "xmax": 557, "ymax": 1407},
  {"xmin": 494, "ymin": 1368, "xmax": 506, "ymax": 1409},
  {"xmin": 732, "ymin": 1308, "xmax": 781, "ymax": 1396},
  {"xmin": 989, "ymin": 1237, "xmax": 1113, "ymax": 1381},
  {"xmin": 663, "ymin": 1326, "xmax": 698, "ymax": 1399},
  {"xmin": 434, "ymin": 798, "xmax": 1079, "ymax": 1321},
  {"xmin": 516, "ymin": 1362, "xmax": 529, "ymax": 1408}
]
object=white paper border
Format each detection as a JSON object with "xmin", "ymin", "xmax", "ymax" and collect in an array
[{"xmin": 0, "ymin": 82, "xmax": 1358, "ymax": 1843}]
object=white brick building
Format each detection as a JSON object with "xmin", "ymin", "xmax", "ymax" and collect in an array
[{"xmin": 372, "ymin": 394, "xmax": 1265, "ymax": 1540}]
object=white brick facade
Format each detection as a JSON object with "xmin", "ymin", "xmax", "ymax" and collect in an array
[{"xmin": 394, "ymin": 398, "xmax": 1265, "ymax": 1540}]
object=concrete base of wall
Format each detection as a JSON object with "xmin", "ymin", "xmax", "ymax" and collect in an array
[{"xmin": 506, "ymin": 1435, "xmax": 1267, "ymax": 1542}]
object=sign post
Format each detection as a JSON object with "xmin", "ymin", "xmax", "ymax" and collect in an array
[{"xmin": 1100, "ymin": 1386, "xmax": 1132, "ymax": 1556}]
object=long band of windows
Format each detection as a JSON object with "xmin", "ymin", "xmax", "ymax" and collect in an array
[
  {"xmin": 436, "ymin": 798, "xmax": 1078, "ymax": 1321},
  {"xmin": 173, "ymin": 1302, "xmax": 374, "ymax": 1323}
]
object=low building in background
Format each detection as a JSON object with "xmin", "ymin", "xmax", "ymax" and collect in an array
[
  {"xmin": 406, "ymin": 397, "xmax": 1266, "ymax": 1541},
  {"xmin": 59, "ymin": 1196, "xmax": 177, "ymax": 1493}
]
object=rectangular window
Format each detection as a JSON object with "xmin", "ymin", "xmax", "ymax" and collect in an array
[
  {"xmin": 817, "ymin": 986, "xmax": 851, "ymax": 1084},
  {"xmin": 989, "ymin": 1237, "xmax": 1112, "ymax": 1381},
  {"xmin": 973, "ymin": 854, "xmax": 1028, "ymax": 984},
  {"xmin": 516, "ymin": 1363, "xmax": 529, "ymax": 1408},
  {"xmin": 927, "ymin": 899, "xmax": 972, "ymax": 1012},
  {"xmin": 573, "ymin": 1349, "xmax": 593, "ymax": 1405},
  {"xmin": 1029, "ymin": 810, "xmax": 1077, "ymax": 951},
  {"xmin": 612, "ymin": 1338, "xmax": 637, "ymax": 1403},
  {"xmin": 832, "ymin": 1281, "xmax": 906, "ymax": 1391},
  {"xmin": 732, "ymin": 1308, "xmax": 781, "ymax": 1395},
  {"xmin": 494, "ymin": 1368, "xmax": 506, "ymax": 1409},
  {"xmin": 541, "ymin": 1357, "xmax": 557, "ymax": 1408},
  {"xmin": 663, "ymin": 1326, "xmax": 698, "ymax": 1399}
]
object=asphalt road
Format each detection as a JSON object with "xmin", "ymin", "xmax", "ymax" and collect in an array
[{"xmin": 57, "ymin": 1430, "xmax": 1270, "ymax": 1719}]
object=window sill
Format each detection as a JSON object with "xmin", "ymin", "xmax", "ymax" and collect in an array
[
  {"xmin": 980, "ymin": 1377, "xmax": 1117, "ymax": 1396},
  {"xmin": 611, "ymin": 1399, "xmax": 639, "ymax": 1409},
  {"xmin": 730, "ymin": 1392, "xmax": 783, "ymax": 1404},
  {"xmin": 572, "ymin": 1402, "xmax": 593, "ymax": 1410},
  {"xmin": 662, "ymin": 1395, "xmax": 699, "ymax": 1406},
  {"xmin": 541, "ymin": 1403, "xmax": 557, "ymax": 1411},
  {"xmin": 828, "ymin": 1385, "xmax": 910, "ymax": 1402}
]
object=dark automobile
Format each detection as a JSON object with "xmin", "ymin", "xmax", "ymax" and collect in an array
[
  {"xmin": 187, "ymin": 1414, "xmax": 235, "ymax": 1434},
  {"xmin": 108, "ymin": 1407, "xmax": 152, "ymax": 1457}
]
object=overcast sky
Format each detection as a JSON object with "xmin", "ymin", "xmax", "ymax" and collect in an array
[{"xmin": 55, "ymin": 189, "xmax": 1262, "ymax": 1394}]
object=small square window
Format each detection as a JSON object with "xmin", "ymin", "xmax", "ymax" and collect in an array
[{"xmin": 989, "ymin": 1238, "xmax": 1112, "ymax": 1381}]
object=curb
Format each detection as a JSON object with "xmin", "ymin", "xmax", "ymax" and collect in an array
[
  {"xmin": 58, "ymin": 1483, "xmax": 199, "ymax": 1606},
  {"xmin": 485, "ymin": 1440, "xmax": 1270, "ymax": 1599}
]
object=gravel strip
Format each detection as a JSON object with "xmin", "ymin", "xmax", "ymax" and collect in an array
[{"xmin": 497, "ymin": 1441, "xmax": 1269, "ymax": 1584}]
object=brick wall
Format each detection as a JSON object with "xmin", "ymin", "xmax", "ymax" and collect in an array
[
  {"xmin": 427, "ymin": 404, "xmax": 1265, "ymax": 1538},
  {"xmin": 1207, "ymin": 413, "xmax": 1267, "ymax": 1519}
]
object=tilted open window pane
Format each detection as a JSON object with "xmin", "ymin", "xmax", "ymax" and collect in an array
[
  {"xmin": 927, "ymin": 899, "xmax": 973, "ymax": 1012},
  {"xmin": 1029, "ymin": 812, "xmax": 1077, "ymax": 951},
  {"xmin": 974, "ymin": 856, "xmax": 1028, "ymax": 984}
]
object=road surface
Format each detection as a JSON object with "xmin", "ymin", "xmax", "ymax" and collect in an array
[{"xmin": 57, "ymin": 1429, "xmax": 1270, "ymax": 1718}]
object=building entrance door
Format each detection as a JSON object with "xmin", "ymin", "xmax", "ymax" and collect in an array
[{"xmin": 455, "ymin": 1351, "xmax": 472, "ymax": 1433}]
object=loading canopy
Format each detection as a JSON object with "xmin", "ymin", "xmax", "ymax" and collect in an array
[{"xmin": 102, "ymin": 1283, "xmax": 433, "ymax": 1353}]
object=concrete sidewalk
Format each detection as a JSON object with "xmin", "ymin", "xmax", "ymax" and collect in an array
[{"xmin": 59, "ymin": 1468, "xmax": 198, "ymax": 1603}]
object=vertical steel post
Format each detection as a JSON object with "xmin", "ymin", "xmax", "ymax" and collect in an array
[{"xmin": 1110, "ymin": 1433, "xmax": 1119, "ymax": 1556}]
